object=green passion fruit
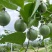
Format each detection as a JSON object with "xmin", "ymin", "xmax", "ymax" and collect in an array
[
  {"xmin": 27, "ymin": 28, "xmax": 38, "ymax": 41},
  {"xmin": 0, "ymin": 11, "xmax": 10, "ymax": 26},
  {"xmin": 47, "ymin": 23, "xmax": 52, "ymax": 37},
  {"xmin": 39, "ymin": 25, "xmax": 50, "ymax": 37},
  {"xmin": 14, "ymin": 19, "xmax": 27, "ymax": 32},
  {"xmin": 38, "ymin": 3, "xmax": 47, "ymax": 13}
]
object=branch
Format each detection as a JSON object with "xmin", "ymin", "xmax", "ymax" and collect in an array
[
  {"xmin": 44, "ymin": 45, "xmax": 48, "ymax": 52},
  {"xmin": 44, "ymin": 42, "xmax": 48, "ymax": 52}
]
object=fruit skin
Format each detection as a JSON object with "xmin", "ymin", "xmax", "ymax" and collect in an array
[
  {"xmin": 38, "ymin": 3, "xmax": 47, "ymax": 13},
  {"xmin": 14, "ymin": 19, "xmax": 27, "ymax": 32},
  {"xmin": 39, "ymin": 25, "xmax": 50, "ymax": 37},
  {"xmin": 47, "ymin": 23, "xmax": 52, "ymax": 37},
  {"xmin": 27, "ymin": 28, "xmax": 38, "ymax": 41},
  {"xmin": 0, "ymin": 11, "xmax": 10, "ymax": 26}
]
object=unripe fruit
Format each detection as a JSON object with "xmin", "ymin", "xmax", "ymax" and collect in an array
[
  {"xmin": 14, "ymin": 19, "xmax": 27, "ymax": 32},
  {"xmin": 39, "ymin": 25, "xmax": 50, "ymax": 37},
  {"xmin": 0, "ymin": 11, "xmax": 10, "ymax": 26},
  {"xmin": 27, "ymin": 28, "xmax": 38, "ymax": 41},
  {"xmin": 38, "ymin": 3, "xmax": 47, "ymax": 13},
  {"xmin": 47, "ymin": 23, "xmax": 52, "ymax": 35}
]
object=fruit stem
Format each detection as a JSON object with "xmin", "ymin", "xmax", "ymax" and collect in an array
[
  {"xmin": 40, "ymin": 13, "xmax": 43, "ymax": 21},
  {"xmin": 16, "ymin": 10, "xmax": 20, "ymax": 12},
  {"xmin": 44, "ymin": 42, "xmax": 48, "ymax": 52},
  {"xmin": 37, "ymin": 46, "xmax": 39, "ymax": 52},
  {"xmin": 45, "ymin": 45, "xmax": 48, "ymax": 52},
  {"xmin": 25, "ymin": 40, "xmax": 29, "ymax": 52}
]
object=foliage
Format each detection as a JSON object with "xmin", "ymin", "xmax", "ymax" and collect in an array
[
  {"xmin": 0, "ymin": 32, "xmax": 26, "ymax": 45},
  {"xmin": 0, "ymin": 0, "xmax": 52, "ymax": 52},
  {"xmin": 0, "ymin": 46, "xmax": 7, "ymax": 52}
]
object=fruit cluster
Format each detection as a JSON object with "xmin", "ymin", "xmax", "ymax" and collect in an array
[{"xmin": 0, "ymin": 0, "xmax": 52, "ymax": 41}]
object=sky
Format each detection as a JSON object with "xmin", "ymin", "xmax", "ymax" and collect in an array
[{"xmin": 50, "ymin": 0, "xmax": 52, "ymax": 4}]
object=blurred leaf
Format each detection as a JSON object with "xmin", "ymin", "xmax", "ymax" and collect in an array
[
  {"xmin": 20, "ymin": 3, "xmax": 35, "ymax": 24},
  {"xmin": 46, "ymin": 0, "xmax": 50, "ymax": 5},
  {"xmin": 29, "ymin": 46, "xmax": 34, "ymax": 50},
  {"xmin": 0, "ymin": 4, "xmax": 4, "ymax": 11},
  {"xmin": 48, "ymin": 33, "xmax": 52, "ymax": 38},
  {"xmin": 20, "ymin": 47, "xmax": 25, "ymax": 52},
  {"xmin": 43, "ymin": 33, "xmax": 52, "ymax": 39},
  {"xmin": 28, "ymin": 17, "xmax": 39, "ymax": 27},
  {"xmin": 25, "ymin": 0, "xmax": 35, "ymax": 2},
  {"xmin": 42, "ymin": 11, "xmax": 50, "ymax": 18},
  {"xmin": 40, "ymin": 41, "xmax": 44, "ymax": 47},
  {"xmin": 10, "ymin": 0, "xmax": 24, "ymax": 9},
  {"xmin": 0, "ymin": 32, "xmax": 26, "ymax": 45},
  {"xmin": 31, "ymin": 0, "xmax": 41, "ymax": 18},
  {"xmin": 48, "ymin": 4, "xmax": 52, "ymax": 12},
  {"xmin": 0, "ymin": 0, "xmax": 17, "ymax": 10}
]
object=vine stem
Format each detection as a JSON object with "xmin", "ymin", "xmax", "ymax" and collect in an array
[
  {"xmin": 25, "ymin": 40, "xmax": 29, "ymax": 52},
  {"xmin": 37, "ymin": 46, "xmax": 39, "ymax": 52},
  {"xmin": 45, "ymin": 45, "xmax": 48, "ymax": 52},
  {"xmin": 44, "ymin": 41, "xmax": 48, "ymax": 52},
  {"xmin": 34, "ymin": 46, "xmax": 39, "ymax": 52}
]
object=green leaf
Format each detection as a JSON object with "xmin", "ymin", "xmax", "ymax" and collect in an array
[
  {"xmin": 28, "ymin": 17, "xmax": 39, "ymax": 27},
  {"xmin": 43, "ymin": 34, "xmax": 49, "ymax": 39},
  {"xmin": 25, "ymin": 0, "xmax": 35, "ymax": 2},
  {"xmin": 20, "ymin": 3, "xmax": 35, "ymax": 24},
  {"xmin": 10, "ymin": 0, "xmax": 24, "ymax": 9},
  {"xmin": 42, "ymin": 11, "xmax": 50, "ymax": 17},
  {"xmin": 31, "ymin": 0, "xmax": 41, "ymax": 17},
  {"xmin": 48, "ymin": 33, "xmax": 52, "ymax": 38},
  {"xmin": 20, "ymin": 47, "xmax": 25, "ymax": 52},
  {"xmin": 0, "ymin": 4, "xmax": 4, "ymax": 11},
  {"xmin": 43, "ymin": 32, "xmax": 52, "ymax": 39},
  {"xmin": 48, "ymin": 4, "xmax": 52, "ymax": 12},
  {"xmin": 40, "ymin": 40, "xmax": 44, "ymax": 47},
  {"xmin": 0, "ymin": 0, "xmax": 17, "ymax": 10},
  {"xmin": 46, "ymin": 0, "xmax": 50, "ymax": 5},
  {"xmin": 0, "ymin": 32, "xmax": 26, "ymax": 45}
]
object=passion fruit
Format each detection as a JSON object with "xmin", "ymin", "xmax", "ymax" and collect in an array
[
  {"xmin": 39, "ymin": 25, "xmax": 50, "ymax": 37},
  {"xmin": 0, "ymin": 11, "xmax": 10, "ymax": 26},
  {"xmin": 38, "ymin": 3, "xmax": 47, "ymax": 13},
  {"xmin": 47, "ymin": 23, "xmax": 52, "ymax": 37},
  {"xmin": 27, "ymin": 28, "xmax": 38, "ymax": 41},
  {"xmin": 14, "ymin": 19, "xmax": 27, "ymax": 32}
]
